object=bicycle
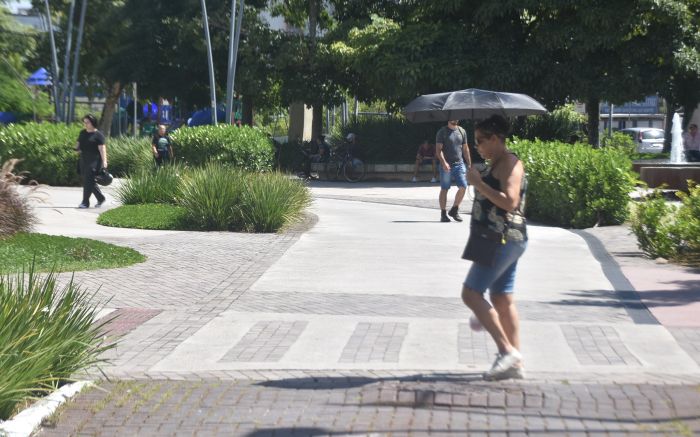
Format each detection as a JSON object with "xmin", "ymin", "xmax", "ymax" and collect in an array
[{"xmin": 323, "ymin": 146, "xmax": 366, "ymax": 182}]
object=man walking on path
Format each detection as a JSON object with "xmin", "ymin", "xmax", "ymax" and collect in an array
[{"xmin": 436, "ymin": 120, "xmax": 472, "ymax": 222}]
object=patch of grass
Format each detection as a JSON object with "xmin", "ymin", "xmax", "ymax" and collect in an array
[
  {"xmin": 115, "ymin": 164, "xmax": 185, "ymax": 205},
  {"xmin": 97, "ymin": 204, "xmax": 189, "ymax": 230},
  {"xmin": 0, "ymin": 233, "xmax": 145, "ymax": 274}
]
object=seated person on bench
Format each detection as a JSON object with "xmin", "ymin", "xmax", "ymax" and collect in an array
[{"xmin": 412, "ymin": 139, "xmax": 438, "ymax": 183}]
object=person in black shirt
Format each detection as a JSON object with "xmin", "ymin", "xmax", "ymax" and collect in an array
[
  {"xmin": 75, "ymin": 114, "xmax": 108, "ymax": 208},
  {"xmin": 151, "ymin": 124, "xmax": 174, "ymax": 166}
]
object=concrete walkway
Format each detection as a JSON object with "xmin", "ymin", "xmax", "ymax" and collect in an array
[{"xmin": 27, "ymin": 181, "xmax": 700, "ymax": 436}]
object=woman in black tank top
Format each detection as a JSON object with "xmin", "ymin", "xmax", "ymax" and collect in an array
[{"xmin": 461, "ymin": 115, "xmax": 528, "ymax": 381}]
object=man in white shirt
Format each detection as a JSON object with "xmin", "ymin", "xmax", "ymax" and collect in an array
[{"xmin": 683, "ymin": 123, "xmax": 700, "ymax": 162}]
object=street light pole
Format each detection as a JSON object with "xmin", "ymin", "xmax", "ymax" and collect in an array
[
  {"xmin": 42, "ymin": 0, "xmax": 61, "ymax": 120},
  {"xmin": 225, "ymin": 0, "xmax": 238, "ymax": 125},
  {"xmin": 67, "ymin": 0, "xmax": 87, "ymax": 124},
  {"xmin": 60, "ymin": 0, "xmax": 76, "ymax": 122},
  {"xmin": 200, "ymin": 0, "xmax": 217, "ymax": 125}
]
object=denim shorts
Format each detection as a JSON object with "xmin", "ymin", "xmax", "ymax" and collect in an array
[
  {"xmin": 464, "ymin": 239, "xmax": 527, "ymax": 294},
  {"xmin": 439, "ymin": 162, "xmax": 468, "ymax": 190}
]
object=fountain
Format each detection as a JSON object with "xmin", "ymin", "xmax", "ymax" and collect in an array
[{"xmin": 634, "ymin": 112, "xmax": 700, "ymax": 191}]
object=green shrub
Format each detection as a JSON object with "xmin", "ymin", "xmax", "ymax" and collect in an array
[
  {"xmin": 0, "ymin": 122, "xmax": 81, "ymax": 185},
  {"xmin": 512, "ymin": 104, "xmax": 586, "ymax": 143},
  {"xmin": 238, "ymin": 172, "xmax": 311, "ymax": 232},
  {"xmin": 0, "ymin": 267, "xmax": 112, "ymax": 419},
  {"xmin": 0, "ymin": 159, "xmax": 36, "ymax": 237},
  {"xmin": 509, "ymin": 139, "xmax": 635, "ymax": 228},
  {"xmin": 171, "ymin": 125, "xmax": 275, "ymax": 172},
  {"xmin": 631, "ymin": 184, "xmax": 700, "ymax": 265},
  {"xmin": 115, "ymin": 164, "xmax": 185, "ymax": 205},
  {"xmin": 97, "ymin": 204, "xmax": 189, "ymax": 230},
  {"xmin": 178, "ymin": 163, "xmax": 246, "ymax": 231},
  {"xmin": 108, "ymin": 136, "xmax": 152, "ymax": 176}
]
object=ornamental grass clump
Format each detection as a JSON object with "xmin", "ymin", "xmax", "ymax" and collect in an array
[
  {"xmin": 238, "ymin": 172, "xmax": 311, "ymax": 232},
  {"xmin": 115, "ymin": 164, "xmax": 185, "ymax": 205},
  {"xmin": 178, "ymin": 163, "xmax": 246, "ymax": 231},
  {"xmin": 0, "ymin": 159, "xmax": 37, "ymax": 237},
  {"xmin": 107, "ymin": 136, "xmax": 152, "ymax": 177},
  {"xmin": 0, "ymin": 267, "xmax": 112, "ymax": 420}
]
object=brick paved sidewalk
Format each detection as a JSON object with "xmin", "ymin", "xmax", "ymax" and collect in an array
[
  {"xmin": 36, "ymin": 378, "xmax": 700, "ymax": 436},
  {"xmin": 28, "ymin": 185, "xmax": 700, "ymax": 436}
]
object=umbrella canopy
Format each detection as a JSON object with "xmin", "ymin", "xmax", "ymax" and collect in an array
[
  {"xmin": 403, "ymin": 88, "xmax": 547, "ymax": 123},
  {"xmin": 187, "ymin": 107, "xmax": 226, "ymax": 127},
  {"xmin": 25, "ymin": 67, "xmax": 52, "ymax": 86}
]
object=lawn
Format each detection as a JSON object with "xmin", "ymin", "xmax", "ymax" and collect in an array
[{"xmin": 0, "ymin": 233, "xmax": 146, "ymax": 274}]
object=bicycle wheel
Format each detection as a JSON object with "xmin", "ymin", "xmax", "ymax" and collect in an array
[
  {"xmin": 323, "ymin": 158, "xmax": 340, "ymax": 181},
  {"xmin": 343, "ymin": 158, "xmax": 366, "ymax": 182}
]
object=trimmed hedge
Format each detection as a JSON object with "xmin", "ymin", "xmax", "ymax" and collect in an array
[
  {"xmin": 171, "ymin": 125, "xmax": 275, "ymax": 172},
  {"xmin": 0, "ymin": 123, "xmax": 81, "ymax": 186},
  {"xmin": 509, "ymin": 139, "xmax": 635, "ymax": 228}
]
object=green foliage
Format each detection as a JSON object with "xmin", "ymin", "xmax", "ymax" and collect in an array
[
  {"xmin": 109, "ymin": 163, "xmax": 310, "ymax": 233},
  {"xmin": 115, "ymin": 164, "xmax": 184, "ymax": 205},
  {"xmin": 0, "ymin": 233, "xmax": 145, "ymax": 274},
  {"xmin": 0, "ymin": 267, "xmax": 113, "ymax": 419},
  {"xmin": 0, "ymin": 123, "xmax": 81, "ymax": 185},
  {"xmin": 177, "ymin": 163, "xmax": 246, "ymax": 231},
  {"xmin": 0, "ymin": 159, "xmax": 35, "ymax": 237},
  {"xmin": 97, "ymin": 204, "xmax": 189, "ymax": 230},
  {"xmin": 630, "ymin": 192, "xmax": 677, "ymax": 259},
  {"xmin": 238, "ymin": 172, "xmax": 311, "ymax": 232},
  {"xmin": 512, "ymin": 105, "xmax": 586, "ymax": 143},
  {"xmin": 170, "ymin": 125, "xmax": 275, "ymax": 172},
  {"xmin": 330, "ymin": 117, "xmax": 443, "ymax": 163},
  {"xmin": 509, "ymin": 139, "xmax": 635, "ymax": 228},
  {"xmin": 108, "ymin": 136, "xmax": 152, "ymax": 176},
  {"xmin": 631, "ymin": 184, "xmax": 700, "ymax": 265}
]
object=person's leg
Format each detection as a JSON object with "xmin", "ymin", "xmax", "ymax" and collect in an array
[
  {"xmin": 438, "ymin": 165, "xmax": 451, "ymax": 220},
  {"xmin": 452, "ymin": 162, "xmax": 468, "ymax": 208},
  {"xmin": 413, "ymin": 156, "xmax": 421, "ymax": 178},
  {"xmin": 80, "ymin": 165, "xmax": 95, "ymax": 206},
  {"xmin": 490, "ymin": 293, "xmax": 519, "ymax": 351},
  {"xmin": 92, "ymin": 183, "xmax": 105, "ymax": 204},
  {"xmin": 461, "ymin": 287, "xmax": 513, "ymax": 354}
]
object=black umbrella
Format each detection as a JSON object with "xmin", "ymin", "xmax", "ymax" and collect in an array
[{"xmin": 403, "ymin": 88, "xmax": 547, "ymax": 123}]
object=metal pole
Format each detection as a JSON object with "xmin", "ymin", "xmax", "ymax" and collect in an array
[
  {"xmin": 225, "ymin": 0, "xmax": 237, "ymax": 124},
  {"xmin": 608, "ymin": 104, "xmax": 614, "ymax": 137},
  {"xmin": 68, "ymin": 0, "xmax": 87, "ymax": 124},
  {"xmin": 229, "ymin": 0, "xmax": 244, "ymax": 107},
  {"xmin": 133, "ymin": 82, "xmax": 138, "ymax": 136},
  {"xmin": 200, "ymin": 0, "xmax": 217, "ymax": 125},
  {"xmin": 43, "ymin": 0, "xmax": 61, "ymax": 120},
  {"xmin": 353, "ymin": 96, "xmax": 359, "ymax": 121},
  {"xmin": 60, "ymin": 0, "xmax": 76, "ymax": 121}
]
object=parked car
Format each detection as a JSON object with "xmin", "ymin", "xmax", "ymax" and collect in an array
[{"xmin": 619, "ymin": 128, "xmax": 665, "ymax": 154}]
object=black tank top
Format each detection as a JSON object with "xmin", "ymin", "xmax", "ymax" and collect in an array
[{"xmin": 470, "ymin": 153, "xmax": 527, "ymax": 242}]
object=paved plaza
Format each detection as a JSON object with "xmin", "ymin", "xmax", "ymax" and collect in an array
[{"xmin": 26, "ymin": 181, "xmax": 700, "ymax": 436}]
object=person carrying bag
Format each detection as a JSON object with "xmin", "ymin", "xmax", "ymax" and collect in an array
[{"xmin": 459, "ymin": 115, "xmax": 528, "ymax": 381}]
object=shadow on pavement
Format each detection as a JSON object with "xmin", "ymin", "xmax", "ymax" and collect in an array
[{"xmin": 256, "ymin": 373, "xmax": 483, "ymax": 390}]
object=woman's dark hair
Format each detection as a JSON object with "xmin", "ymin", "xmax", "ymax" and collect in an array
[
  {"xmin": 475, "ymin": 115, "xmax": 509, "ymax": 140},
  {"xmin": 83, "ymin": 114, "xmax": 98, "ymax": 128}
]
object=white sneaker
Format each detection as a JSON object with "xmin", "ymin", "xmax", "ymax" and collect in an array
[
  {"xmin": 411, "ymin": 176, "xmax": 417, "ymax": 183},
  {"xmin": 78, "ymin": 203, "xmax": 89, "ymax": 209},
  {"xmin": 430, "ymin": 177, "xmax": 438, "ymax": 183},
  {"xmin": 483, "ymin": 349, "xmax": 522, "ymax": 381}
]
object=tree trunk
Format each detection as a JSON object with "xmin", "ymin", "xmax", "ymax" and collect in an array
[
  {"xmin": 99, "ymin": 81, "xmax": 123, "ymax": 137},
  {"xmin": 242, "ymin": 94, "xmax": 254, "ymax": 125},
  {"xmin": 586, "ymin": 96, "xmax": 600, "ymax": 147},
  {"xmin": 312, "ymin": 101, "xmax": 323, "ymax": 139}
]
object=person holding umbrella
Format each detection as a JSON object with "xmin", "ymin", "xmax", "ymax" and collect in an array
[
  {"xmin": 461, "ymin": 114, "xmax": 528, "ymax": 380},
  {"xmin": 436, "ymin": 120, "xmax": 472, "ymax": 222}
]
